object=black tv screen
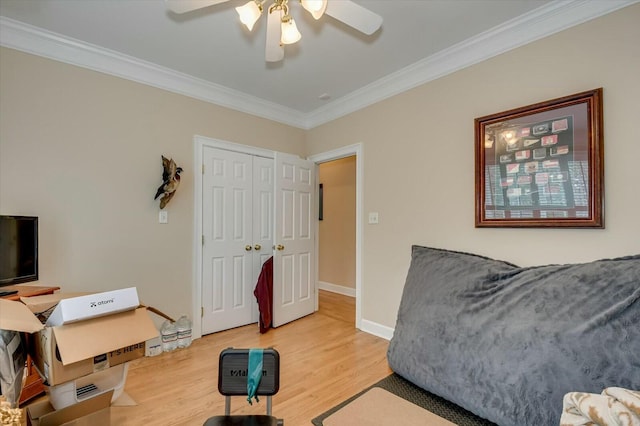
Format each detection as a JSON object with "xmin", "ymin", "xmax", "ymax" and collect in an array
[{"xmin": 0, "ymin": 215, "xmax": 39, "ymax": 286}]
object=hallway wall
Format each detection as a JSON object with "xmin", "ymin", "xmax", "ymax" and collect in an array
[{"xmin": 318, "ymin": 156, "xmax": 356, "ymax": 292}]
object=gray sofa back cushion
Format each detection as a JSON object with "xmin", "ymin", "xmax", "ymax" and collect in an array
[{"xmin": 387, "ymin": 245, "xmax": 640, "ymax": 426}]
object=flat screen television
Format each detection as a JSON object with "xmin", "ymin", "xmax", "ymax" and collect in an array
[{"xmin": 0, "ymin": 215, "xmax": 39, "ymax": 286}]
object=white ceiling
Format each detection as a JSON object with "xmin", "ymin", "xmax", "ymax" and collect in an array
[{"xmin": 0, "ymin": 0, "xmax": 635, "ymax": 128}]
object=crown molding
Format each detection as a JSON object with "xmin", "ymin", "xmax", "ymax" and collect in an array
[
  {"xmin": 1, "ymin": 0, "xmax": 636, "ymax": 130},
  {"xmin": 0, "ymin": 16, "xmax": 307, "ymax": 128},
  {"xmin": 306, "ymin": 0, "xmax": 638, "ymax": 128}
]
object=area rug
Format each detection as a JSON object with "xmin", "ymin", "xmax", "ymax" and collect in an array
[
  {"xmin": 311, "ymin": 373, "xmax": 496, "ymax": 426},
  {"xmin": 321, "ymin": 387, "xmax": 456, "ymax": 426}
]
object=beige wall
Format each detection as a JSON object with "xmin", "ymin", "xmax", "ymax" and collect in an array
[
  {"xmin": 318, "ymin": 156, "xmax": 356, "ymax": 289},
  {"xmin": 306, "ymin": 5, "xmax": 640, "ymax": 328},
  {"xmin": 0, "ymin": 48, "xmax": 305, "ymax": 321},
  {"xmin": 1, "ymin": 4, "xmax": 639, "ymax": 333}
]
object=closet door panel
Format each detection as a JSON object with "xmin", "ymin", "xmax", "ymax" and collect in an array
[{"xmin": 202, "ymin": 147, "xmax": 254, "ymax": 334}]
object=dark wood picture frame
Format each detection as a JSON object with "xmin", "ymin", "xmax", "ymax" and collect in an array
[{"xmin": 475, "ymin": 88, "xmax": 604, "ymax": 228}]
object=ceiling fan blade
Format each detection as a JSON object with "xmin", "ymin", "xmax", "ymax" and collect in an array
[
  {"xmin": 165, "ymin": 0, "xmax": 230, "ymax": 14},
  {"xmin": 265, "ymin": 8, "xmax": 285, "ymax": 63},
  {"xmin": 324, "ymin": 0, "xmax": 382, "ymax": 35}
]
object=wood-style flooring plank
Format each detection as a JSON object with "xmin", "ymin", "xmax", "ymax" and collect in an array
[{"xmin": 110, "ymin": 290, "xmax": 391, "ymax": 425}]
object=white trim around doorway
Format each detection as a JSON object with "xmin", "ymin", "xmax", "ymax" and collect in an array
[{"xmin": 309, "ymin": 143, "xmax": 363, "ymax": 330}]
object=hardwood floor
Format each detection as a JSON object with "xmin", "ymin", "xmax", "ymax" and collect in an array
[{"xmin": 110, "ymin": 290, "xmax": 392, "ymax": 425}]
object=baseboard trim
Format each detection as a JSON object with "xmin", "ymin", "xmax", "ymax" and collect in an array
[
  {"xmin": 360, "ymin": 319, "xmax": 394, "ymax": 341},
  {"xmin": 318, "ymin": 281, "xmax": 356, "ymax": 298}
]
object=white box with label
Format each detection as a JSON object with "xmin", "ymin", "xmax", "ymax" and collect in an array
[
  {"xmin": 46, "ymin": 362, "xmax": 129, "ymax": 410},
  {"xmin": 46, "ymin": 287, "xmax": 140, "ymax": 326}
]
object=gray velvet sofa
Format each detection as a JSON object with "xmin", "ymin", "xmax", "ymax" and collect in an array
[{"xmin": 387, "ymin": 246, "xmax": 640, "ymax": 426}]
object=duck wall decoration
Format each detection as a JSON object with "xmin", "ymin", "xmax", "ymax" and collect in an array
[{"xmin": 155, "ymin": 155, "xmax": 183, "ymax": 209}]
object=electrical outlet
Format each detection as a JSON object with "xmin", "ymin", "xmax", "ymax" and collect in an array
[
  {"xmin": 368, "ymin": 212, "xmax": 379, "ymax": 224},
  {"xmin": 159, "ymin": 210, "xmax": 168, "ymax": 224}
]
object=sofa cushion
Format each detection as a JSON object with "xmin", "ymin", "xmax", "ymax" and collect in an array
[{"xmin": 387, "ymin": 245, "xmax": 640, "ymax": 426}]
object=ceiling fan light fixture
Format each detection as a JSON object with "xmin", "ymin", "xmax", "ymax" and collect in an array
[
  {"xmin": 300, "ymin": 0, "xmax": 327, "ymax": 20},
  {"xmin": 280, "ymin": 15, "xmax": 301, "ymax": 45},
  {"xmin": 165, "ymin": 0, "xmax": 383, "ymax": 63},
  {"xmin": 236, "ymin": 0, "xmax": 263, "ymax": 31}
]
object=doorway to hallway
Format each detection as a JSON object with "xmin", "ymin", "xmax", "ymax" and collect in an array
[
  {"xmin": 310, "ymin": 144, "xmax": 363, "ymax": 328},
  {"xmin": 317, "ymin": 156, "xmax": 356, "ymax": 323}
]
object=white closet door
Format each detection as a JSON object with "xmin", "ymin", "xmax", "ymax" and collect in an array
[
  {"xmin": 251, "ymin": 156, "xmax": 274, "ymax": 322},
  {"xmin": 272, "ymin": 152, "xmax": 316, "ymax": 327},
  {"xmin": 201, "ymin": 147, "xmax": 255, "ymax": 334}
]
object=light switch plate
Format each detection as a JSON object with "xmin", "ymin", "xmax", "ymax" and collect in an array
[
  {"xmin": 368, "ymin": 212, "xmax": 379, "ymax": 224},
  {"xmin": 159, "ymin": 210, "xmax": 168, "ymax": 224}
]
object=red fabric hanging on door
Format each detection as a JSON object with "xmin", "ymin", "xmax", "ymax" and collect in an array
[{"xmin": 254, "ymin": 256, "xmax": 273, "ymax": 334}]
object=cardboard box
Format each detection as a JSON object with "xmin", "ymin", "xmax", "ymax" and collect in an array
[
  {"xmin": 30, "ymin": 308, "xmax": 150, "ymax": 386},
  {"xmin": 0, "ymin": 289, "xmax": 158, "ymax": 386},
  {"xmin": 27, "ymin": 391, "xmax": 112, "ymax": 426}
]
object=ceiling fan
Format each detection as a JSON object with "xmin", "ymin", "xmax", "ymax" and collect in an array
[{"xmin": 165, "ymin": 0, "xmax": 383, "ymax": 62}]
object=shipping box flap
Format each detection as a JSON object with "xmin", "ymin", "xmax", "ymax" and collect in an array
[
  {"xmin": 53, "ymin": 307, "xmax": 158, "ymax": 365},
  {"xmin": 59, "ymin": 407, "xmax": 111, "ymax": 426},
  {"xmin": 21, "ymin": 293, "xmax": 91, "ymax": 314},
  {"xmin": 28, "ymin": 391, "xmax": 113, "ymax": 426},
  {"xmin": 0, "ymin": 299, "xmax": 44, "ymax": 333}
]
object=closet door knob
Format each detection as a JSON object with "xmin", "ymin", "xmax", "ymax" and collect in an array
[
  {"xmin": 254, "ymin": 244, "xmax": 262, "ymax": 251},
  {"xmin": 276, "ymin": 244, "xmax": 285, "ymax": 251},
  {"xmin": 245, "ymin": 245, "xmax": 252, "ymax": 251}
]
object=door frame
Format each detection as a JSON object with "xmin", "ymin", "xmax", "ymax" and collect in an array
[
  {"xmin": 192, "ymin": 135, "xmax": 275, "ymax": 339},
  {"xmin": 308, "ymin": 143, "xmax": 363, "ymax": 329}
]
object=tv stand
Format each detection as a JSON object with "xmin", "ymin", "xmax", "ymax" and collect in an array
[
  {"xmin": 1, "ymin": 285, "xmax": 60, "ymax": 405},
  {"xmin": 0, "ymin": 285, "xmax": 60, "ymax": 300}
]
